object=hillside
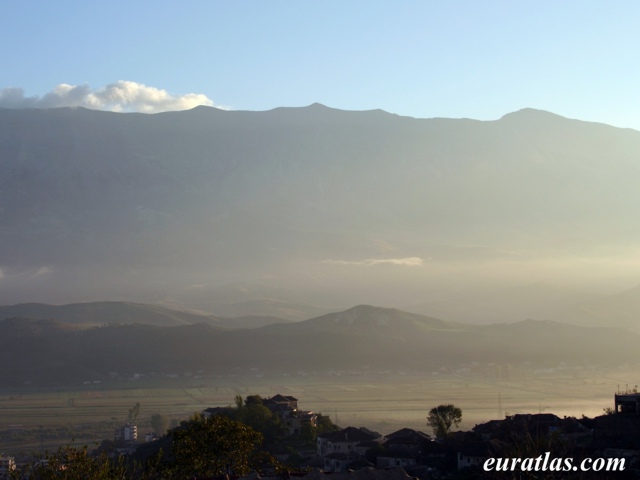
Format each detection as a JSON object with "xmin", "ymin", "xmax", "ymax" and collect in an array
[
  {"xmin": 551, "ymin": 284, "xmax": 640, "ymax": 330},
  {"xmin": 0, "ymin": 301, "xmax": 290, "ymax": 329},
  {"xmin": 159, "ymin": 281, "xmax": 336, "ymax": 321},
  {"xmin": 2, "ymin": 105, "xmax": 640, "ymax": 312},
  {"xmin": 2, "ymin": 305, "xmax": 638, "ymax": 386}
]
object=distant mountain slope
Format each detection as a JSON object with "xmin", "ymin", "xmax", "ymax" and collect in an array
[
  {"xmin": 2, "ymin": 305, "xmax": 638, "ymax": 385},
  {"xmin": 402, "ymin": 283, "xmax": 605, "ymax": 324},
  {"xmin": 288, "ymin": 304, "xmax": 459, "ymax": 333},
  {"xmin": 159, "ymin": 281, "xmax": 337, "ymax": 321},
  {"xmin": 550, "ymin": 284, "xmax": 640, "ymax": 330},
  {"xmin": 217, "ymin": 314, "xmax": 292, "ymax": 329},
  {"xmin": 2, "ymin": 105, "xmax": 640, "ymax": 304},
  {"xmin": 0, "ymin": 302, "xmax": 216, "ymax": 327},
  {"xmin": 0, "ymin": 301, "xmax": 291, "ymax": 329}
]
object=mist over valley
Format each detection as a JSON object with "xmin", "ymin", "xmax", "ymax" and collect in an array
[{"xmin": 2, "ymin": 104, "xmax": 640, "ymax": 455}]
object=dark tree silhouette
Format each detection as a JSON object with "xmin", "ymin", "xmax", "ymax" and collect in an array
[{"xmin": 427, "ymin": 404, "xmax": 462, "ymax": 441}]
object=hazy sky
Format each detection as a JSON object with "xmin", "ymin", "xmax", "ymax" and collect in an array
[{"xmin": 2, "ymin": 1, "xmax": 639, "ymax": 128}]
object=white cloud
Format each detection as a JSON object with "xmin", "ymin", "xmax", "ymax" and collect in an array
[
  {"xmin": 322, "ymin": 257, "xmax": 424, "ymax": 267},
  {"xmin": 0, "ymin": 81, "xmax": 216, "ymax": 113}
]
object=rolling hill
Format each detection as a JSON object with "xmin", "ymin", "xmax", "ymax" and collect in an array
[
  {"xmin": 1, "ymin": 305, "xmax": 637, "ymax": 386},
  {"xmin": 0, "ymin": 301, "xmax": 290, "ymax": 329}
]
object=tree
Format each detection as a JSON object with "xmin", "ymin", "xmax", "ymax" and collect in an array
[
  {"xmin": 365, "ymin": 443, "xmax": 387, "ymax": 464},
  {"xmin": 427, "ymin": 404, "xmax": 462, "ymax": 441},
  {"xmin": 244, "ymin": 394, "xmax": 263, "ymax": 406},
  {"xmin": 170, "ymin": 414, "xmax": 271, "ymax": 477},
  {"xmin": 128, "ymin": 402, "xmax": 140, "ymax": 423},
  {"xmin": 242, "ymin": 403, "xmax": 283, "ymax": 444},
  {"xmin": 316, "ymin": 413, "xmax": 339, "ymax": 434},
  {"xmin": 150, "ymin": 414, "xmax": 170, "ymax": 435},
  {"xmin": 17, "ymin": 444, "xmax": 128, "ymax": 480},
  {"xmin": 299, "ymin": 421, "xmax": 317, "ymax": 444}
]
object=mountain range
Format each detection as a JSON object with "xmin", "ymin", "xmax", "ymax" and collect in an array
[
  {"xmin": 0, "ymin": 301, "xmax": 290, "ymax": 329},
  {"xmin": 1, "ymin": 303, "xmax": 637, "ymax": 386},
  {"xmin": 1, "ymin": 104, "xmax": 640, "ymax": 327}
]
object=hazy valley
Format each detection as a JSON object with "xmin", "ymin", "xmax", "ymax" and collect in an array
[{"xmin": 2, "ymin": 104, "xmax": 640, "ymax": 457}]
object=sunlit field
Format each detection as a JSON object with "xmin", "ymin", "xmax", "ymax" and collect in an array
[{"xmin": 0, "ymin": 366, "xmax": 633, "ymax": 454}]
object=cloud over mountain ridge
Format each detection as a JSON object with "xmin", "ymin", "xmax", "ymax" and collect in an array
[{"xmin": 0, "ymin": 81, "xmax": 216, "ymax": 113}]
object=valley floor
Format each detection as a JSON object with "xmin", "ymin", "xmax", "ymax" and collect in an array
[{"xmin": 0, "ymin": 365, "xmax": 632, "ymax": 455}]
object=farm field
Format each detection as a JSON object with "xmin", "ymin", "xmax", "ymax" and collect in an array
[{"xmin": 0, "ymin": 366, "xmax": 632, "ymax": 455}]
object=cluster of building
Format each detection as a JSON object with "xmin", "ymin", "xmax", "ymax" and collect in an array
[
  {"xmin": 249, "ymin": 393, "xmax": 640, "ymax": 475},
  {"xmin": 263, "ymin": 394, "xmax": 319, "ymax": 436},
  {"xmin": 203, "ymin": 393, "xmax": 319, "ymax": 436},
  {"xmin": 312, "ymin": 410, "xmax": 640, "ymax": 475},
  {"xmin": 206, "ymin": 394, "xmax": 448, "ymax": 474},
  {"xmin": 317, "ymin": 426, "xmax": 444, "ymax": 474}
]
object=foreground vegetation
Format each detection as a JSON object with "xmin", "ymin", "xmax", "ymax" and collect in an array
[
  {"xmin": 6, "ymin": 415, "xmax": 278, "ymax": 479},
  {"xmin": 6, "ymin": 393, "xmax": 340, "ymax": 480}
]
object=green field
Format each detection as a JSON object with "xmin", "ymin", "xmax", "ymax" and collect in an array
[{"xmin": 0, "ymin": 366, "xmax": 631, "ymax": 455}]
